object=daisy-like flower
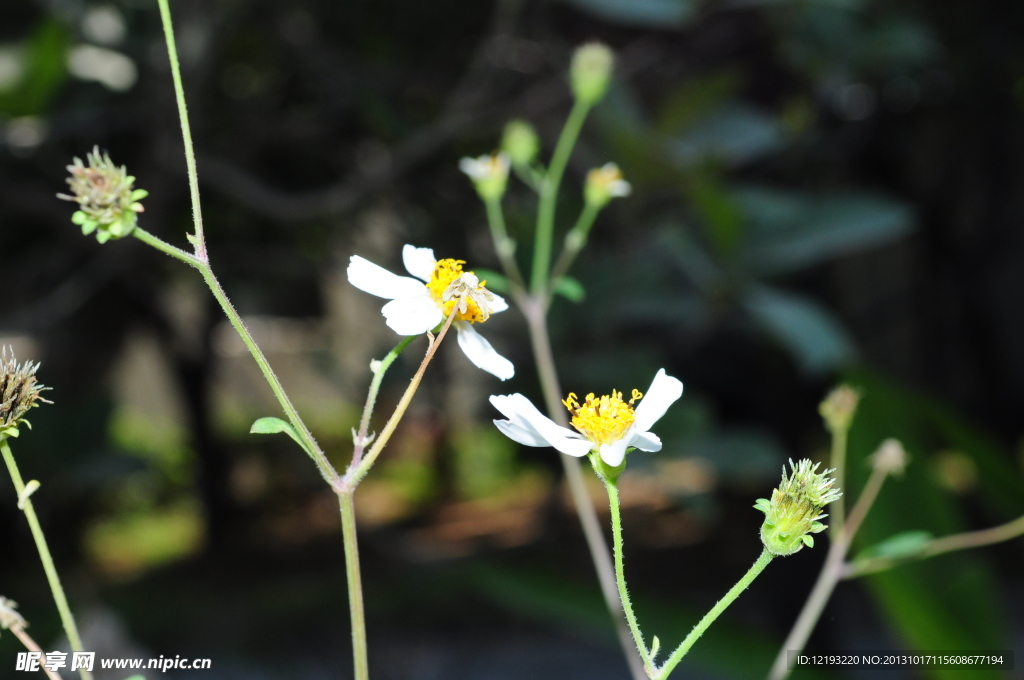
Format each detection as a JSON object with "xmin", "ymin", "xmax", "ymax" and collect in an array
[
  {"xmin": 584, "ymin": 163, "xmax": 631, "ymax": 208},
  {"xmin": 347, "ymin": 245, "xmax": 514, "ymax": 380},
  {"xmin": 490, "ymin": 369, "xmax": 683, "ymax": 468},
  {"xmin": 459, "ymin": 152, "xmax": 511, "ymax": 201}
]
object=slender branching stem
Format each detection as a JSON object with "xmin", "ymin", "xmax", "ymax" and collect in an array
[
  {"xmin": 658, "ymin": 549, "xmax": 775, "ymax": 680},
  {"xmin": 767, "ymin": 463, "xmax": 889, "ymax": 680},
  {"xmin": 10, "ymin": 625, "xmax": 63, "ymax": 680},
  {"xmin": 531, "ymin": 99, "xmax": 591, "ymax": 296},
  {"xmin": 844, "ymin": 512, "xmax": 1024, "ymax": 578},
  {"xmin": 1, "ymin": 440, "xmax": 92, "ymax": 680},
  {"xmin": 351, "ymin": 336, "xmax": 417, "ymax": 467},
  {"xmin": 604, "ymin": 479, "xmax": 656, "ymax": 676},
  {"xmin": 344, "ymin": 307, "xmax": 458, "ymax": 489},
  {"xmin": 156, "ymin": 0, "xmax": 206, "ymax": 260},
  {"xmin": 483, "ymin": 197, "xmax": 527, "ymax": 290},
  {"xmin": 549, "ymin": 201, "xmax": 600, "ymax": 286},
  {"xmin": 338, "ymin": 492, "xmax": 368, "ymax": 680},
  {"xmin": 133, "ymin": 227, "xmax": 204, "ymax": 267},
  {"xmin": 827, "ymin": 426, "xmax": 849, "ymax": 541}
]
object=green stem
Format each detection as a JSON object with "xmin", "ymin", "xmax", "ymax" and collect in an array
[
  {"xmin": 339, "ymin": 492, "xmax": 369, "ymax": 680},
  {"xmin": 549, "ymin": 201, "xmax": 600, "ymax": 287},
  {"xmin": 133, "ymin": 227, "xmax": 203, "ymax": 267},
  {"xmin": 484, "ymin": 197, "xmax": 527, "ymax": 290},
  {"xmin": 531, "ymin": 99, "xmax": 591, "ymax": 296},
  {"xmin": 605, "ymin": 479, "xmax": 656, "ymax": 676},
  {"xmin": 156, "ymin": 0, "xmax": 206, "ymax": 259},
  {"xmin": 2, "ymin": 440, "xmax": 92, "ymax": 680},
  {"xmin": 658, "ymin": 549, "xmax": 774, "ymax": 680},
  {"xmin": 351, "ymin": 336, "xmax": 417, "ymax": 467},
  {"xmin": 828, "ymin": 426, "xmax": 848, "ymax": 541}
]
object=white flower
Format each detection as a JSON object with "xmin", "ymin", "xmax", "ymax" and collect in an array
[
  {"xmin": 458, "ymin": 153, "xmax": 510, "ymax": 201},
  {"xmin": 347, "ymin": 244, "xmax": 514, "ymax": 380},
  {"xmin": 490, "ymin": 369, "xmax": 683, "ymax": 467},
  {"xmin": 584, "ymin": 162, "xmax": 631, "ymax": 208}
]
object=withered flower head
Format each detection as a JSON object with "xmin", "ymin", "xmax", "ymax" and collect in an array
[
  {"xmin": 0, "ymin": 596, "xmax": 27, "ymax": 632},
  {"xmin": 0, "ymin": 349, "xmax": 51, "ymax": 438},
  {"xmin": 57, "ymin": 146, "xmax": 148, "ymax": 243}
]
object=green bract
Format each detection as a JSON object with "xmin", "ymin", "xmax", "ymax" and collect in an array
[
  {"xmin": 58, "ymin": 146, "xmax": 148, "ymax": 243},
  {"xmin": 756, "ymin": 459, "xmax": 841, "ymax": 556}
]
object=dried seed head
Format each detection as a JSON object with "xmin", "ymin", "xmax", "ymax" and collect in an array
[
  {"xmin": 870, "ymin": 438, "xmax": 909, "ymax": 477},
  {"xmin": 0, "ymin": 596, "xmax": 27, "ymax": 631},
  {"xmin": 755, "ymin": 458, "xmax": 842, "ymax": 556},
  {"xmin": 819, "ymin": 384, "xmax": 861, "ymax": 433},
  {"xmin": 0, "ymin": 349, "xmax": 51, "ymax": 438},
  {"xmin": 441, "ymin": 272, "xmax": 496, "ymax": 321},
  {"xmin": 57, "ymin": 146, "xmax": 148, "ymax": 243}
]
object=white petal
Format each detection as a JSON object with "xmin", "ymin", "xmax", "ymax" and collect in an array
[
  {"xmin": 456, "ymin": 321, "xmax": 514, "ymax": 380},
  {"xmin": 493, "ymin": 419, "xmax": 550, "ymax": 448},
  {"xmin": 633, "ymin": 369, "xmax": 683, "ymax": 433},
  {"xmin": 402, "ymin": 245, "xmax": 437, "ymax": 281},
  {"xmin": 487, "ymin": 292, "xmax": 509, "ymax": 314},
  {"xmin": 600, "ymin": 438, "xmax": 630, "ymax": 467},
  {"xmin": 381, "ymin": 295, "xmax": 443, "ymax": 335},
  {"xmin": 489, "ymin": 394, "xmax": 592, "ymax": 457},
  {"xmin": 348, "ymin": 255, "xmax": 428, "ymax": 299},
  {"xmin": 459, "ymin": 156, "xmax": 487, "ymax": 180},
  {"xmin": 630, "ymin": 430, "xmax": 662, "ymax": 452}
]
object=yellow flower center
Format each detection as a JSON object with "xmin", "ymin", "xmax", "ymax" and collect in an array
[
  {"xmin": 562, "ymin": 389, "xmax": 643, "ymax": 446},
  {"xmin": 425, "ymin": 258, "xmax": 489, "ymax": 323}
]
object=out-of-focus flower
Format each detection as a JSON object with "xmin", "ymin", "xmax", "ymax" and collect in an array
[
  {"xmin": 347, "ymin": 245, "xmax": 514, "ymax": 380},
  {"xmin": 490, "ymin": 369, "xmax": 683, "ymax": 470},
  {"xmin": 570, "ymin": 42, "xmax": 614, "ymax": 106},
  {"xmin": 0, "ymin": 349, "xmax": 51, "ymax": 439},
  {"xmin": 871, "ymin": 438, "xmax": 909, "ymax": 477},
  {"xmin": 0, "ymin": 596, "xmax": 27, "ymax": 631},
  {"xmin": 755, "ymin": 459, "xmax": 842, "ymax": 556},
  {"xmin": 459, "ymin": 153, "xmax": 510, "ymax": 201},
  {"xmin": 501, "ymin": 120, "xmax": 540, "ymax": 167},
  {"xmin": 819, "ymin": 384, "xmax": 860, "ymax": 433},
  {"xmin": 57, "ymin": 147, "xmax": 147, "ymax": 243},
  {"xmin": 585, "ymin": 163, "xmax": 631, "ymax": 208}
]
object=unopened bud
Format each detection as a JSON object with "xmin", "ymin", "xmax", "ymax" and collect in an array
[
  {"xmin": 501, "ymin": 120, "xmax": 540, "ymax": 166},
  {"xmin": 458, "ymin": 153, "xmax": 510, "ymax": 201},
  {"xmin": 570, "ymin": 42, "xmax": 614, "ymax": 105},
  {"xmin": 585, "ymin": 163, "xmax": 631, "ymax": 208},
  {"xmin": 0, "ymin": 348, "xmax": 51, "ymax": 440},
  {"xmin": 819, "ymin": 384, "xmax": 860, "ymax": 433},
  {"xmin": 756, "ymin": 459, "xmax": 841, "ymax": 556},
  {"xmin": 58, "ymin": 147, "xmax": 147, "ymax": 243},
  {"xmin": 871, "ymin": 438, "xmax": 909, "ymax": 477}
]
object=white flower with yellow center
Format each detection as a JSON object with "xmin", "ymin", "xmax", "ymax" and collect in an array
[
  {"xmin": 347, "ymin": 245, "xmax": 514, "ymax": 380},
  {"xmin": 490, "ymin": 369, "xmax": 683, "ymax": 467},
  {"xmin": 585, "ymin": 162, "xmax": 632, "ymax": 208}
]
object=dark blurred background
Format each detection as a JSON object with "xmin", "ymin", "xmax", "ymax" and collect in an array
[{"xmin": 1, "ymin": 0, "xmax": 1023, "ymax": 678}]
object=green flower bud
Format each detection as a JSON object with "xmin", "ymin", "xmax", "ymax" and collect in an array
[
  {"xmin": 57, "ymin": 146, "xmax": 147, "ymax": 243},
  {"xmin": 819, "ymin": 384, "xmax": 860, "ymax": 434},
  {"xmin": 458, "ymin": 152, "xmax": 511, "ymax": 201},
  {"xmin": 501, "ymin": 120, "xmax": 540, "ymax": 167},
  {"xmin": 571, "ymin": 42, "xmax": 614, "ymax": 106},
  {"xmin": 584, "ymin": 163, "xmax": 631, "ymax": 208},
  {"xmin": 756, "ymin": 459, "xmax": 841, "ymax": 556},
  {"xmin": 0, "ymin": 349, "xmax": 51, "ymax": 440}
]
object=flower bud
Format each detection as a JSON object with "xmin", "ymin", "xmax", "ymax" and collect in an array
[
  {"xmin": 870, "ymin": 438, "xmax": 909, "ymax": 477},
  {"xmin": 458, "ymin": 152, "xmax": 511, "ymax": 201},
  {"xmin": 58, "ymin": 147, "xmax": 147, "ymax": 243},
  {"xmin": 0, "ymin": 349, "xmax": 51, "ymax": 439},
  {"xmin": 570, "ymin": 42, "xmax": 614, "ymax": 106},
  {"xmin": 585, "ymin": 163, "xmax": 631, "ymax": 208},
  {"xmin": 819, "ymin": 384, "xmax": 860, "ymax": 434},
  {"xmin": 755, "ymin": 459, "xmax": 841, "ymax": 556},
  {"xmin": 501, "ymin": 120, "xmax": 540, "ymax": 167}
]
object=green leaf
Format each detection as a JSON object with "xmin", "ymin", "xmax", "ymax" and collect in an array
[
  {"xmin": 472, "ymin": 268, "xmax": 510, "ymax": 294},
  {"xmin": 250, "ymin": 417, "xmax": 309, "ymax": 454},
  {"xmin": 801, "ymin": 534, "xmax": 814, "ymax": 548},
  {"xmin": 553, "ymin": 275, "xmax": 586, "ymax": 303},
  {"xmin": 857, "ymin": 530, "xmax": 934, "ymax": 561}
]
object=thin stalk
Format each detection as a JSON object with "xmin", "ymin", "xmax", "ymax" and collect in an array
[
  {"xmin": 827, "ymin": 426, "xmax": 849, "ymax": 540},
  {"xmin": 339, "ymin": 492, "xmax": 368, "ymax": 680},
  {"xmin": 549, "ymin": 201, "xmax": 600, "ymax": 286},
  {"xmin": 521, "ymin": 301, "xmax": 648, "ymax": 680},
  {"xmin": 658, "ymin": 549, "xmax": 774, "ymax": 680},
  {"xmin": 351, "ymin": 336, "xmax": 417, "ymax": 467},
  {"xmin": 484, "ymin": 197, "xmax": 526, "ymax": 290},
  {"xmin": 133, "ymin": 227, "xmax": 204, "ymax": 267},
  {"xmin": 767, "ymin": 463, "xmax": 889, "ymax": 680},
  {"xmin": 345, "ymin": 306, "xmax": 458, "ymax": 488},
  {"xmin": 2, "ymin": 440, "xmax": 92, "ymax": 680},
  {"xmin": 156, "ymin": 0, "xmax": 206, "ymax": 259},
  {"xmin": 605, "ymin": 479, "xmax": 656, "ymax": 676},
  {"xmin": 844, "ymin": 512, "xmax": 1024, "ymax": 579},
  {"xmin": 531, "ymin": 99, "xmax": 591, "ymax": 296},
  {"xmin": 11, "ymin": 625, "xmax": 63, "ymax": 680}
]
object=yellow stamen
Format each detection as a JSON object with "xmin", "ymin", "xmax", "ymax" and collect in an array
[
  {"xmin": 425, "ymin": 258, "xmax": 489, "ymax": 323},
  {"xmin": 562, "ymin": 388, "xmax": 643, "ymax": 446}
]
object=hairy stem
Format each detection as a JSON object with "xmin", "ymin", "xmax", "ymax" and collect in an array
[
  {"xmin": 605, "ymin": 480, "xmax": 656, "ymax": 676},
  {"xmin": 531, "ymin": 99, "xmax": 591, "ymax": 296},
  {"xmin": 2, "ymin": 440, "xmax": 92, "ymax": 680},
  {"xmin": 658, "ymin": 549, "xmax": 775, "ymax": 680},
  {"xmin": 339, "ymin": 492, "xmax": 369, "ymax": 680}
]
